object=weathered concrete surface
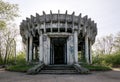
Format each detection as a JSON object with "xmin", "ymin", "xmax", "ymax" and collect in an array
[{"xmin": 0, "ymin": 69, "xmax": 120, "ymax": 82}]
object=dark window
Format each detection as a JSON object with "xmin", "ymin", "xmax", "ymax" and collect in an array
[
  {"xmin": 53, "ymin": 28, "xmax": 58, "ymax": 32},
  {"xmin": 60, "ymin": 28, "xmax": 65, "ymax": 32},
  {"xmin": 46, "ymin": 28, "xmax": 51, "ymax": 32},
  {"xmin": 67, "ymin": 28, "xmax": 72, "ymax": 33}
]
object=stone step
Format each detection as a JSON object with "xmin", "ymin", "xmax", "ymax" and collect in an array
[
  {"xmin": 39, "ymin": 65, "xmax": 79, "ymax": 74},
  {"xmin": 43, "ymin": 65, "xmax": 75, "ymax": 70},
  {"xmin": 39, "ymin": 70, "xmax": 78, "ymax": 74}
]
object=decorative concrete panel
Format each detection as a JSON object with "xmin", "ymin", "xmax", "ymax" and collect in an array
[
  {"xmin": 67, "ymin": 35, "xmax": 74, "ymax": 64},
  {"xmin": 43, "ymin": 35, "xmax": 50, "ymax": 65}
]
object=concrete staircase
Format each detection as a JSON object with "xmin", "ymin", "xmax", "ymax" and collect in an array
[{"xmin": 39, "ymin": 65, "xmax": 79, "ymax": 74}]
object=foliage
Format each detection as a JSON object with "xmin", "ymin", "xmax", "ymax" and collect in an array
[
  {"xmin": 0, "ymin": 20, "xmax": 6, "ymax": 29},
  {"xmin": 92, "ymin": 52, "xmax": 120, "ymax": 67},
  {"xmin": 5, "ymin": 51, "xmax": 33, "ymax": 72},
  {"xmin": 82, "ymin": 64, "xmax": 111, "ymax": 71},
  {"xmin": 15, "ymin": 51, "xmax": 26, "ymax": 64},
  {"xmin": 0, "ymin": 0, "xmax": 19, "ymax": 65},
  {"xmin": 0, "ymin": 25, "xmax": 18, "ymax": 65},
  {"xmin": 78, "ymin": 51, "xmax": 86, "ymax": 62},
  {"xmin": 114, "ymin": 32, "xmax": 120, "ymax": 51},
  {"xmin": 0, "ymin": 0, "xmax": 19, "ymax": 29},
  {"xmin": 92, "ymin": 32, "xmax": 120, "ymax": 67},
  {"xmin": 6, "ymin": 63, "xmax": 33, "ymax": 72},
  {"xmin": 93, "ymin": 34, "xmax": 114, "ymax": 55}
]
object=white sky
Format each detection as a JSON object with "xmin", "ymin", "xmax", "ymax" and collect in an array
[
  {"xmin": 4, "ymin": 0, "xmax": 120, "ymax": 51},
  {"xmin": 5, "ymin": 0, "xmax": 120, "ymax": 37}
]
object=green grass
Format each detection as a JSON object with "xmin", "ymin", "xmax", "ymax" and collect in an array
[
  {"xmin": 5, "ymin": 52, "xmax": 33, "ymax": 72},
  {"xmin": 6, "ymin": 63, "xmax": 112, "ymax": 72},
  {"xmin": 5, "ymin": 51, "xmax": 114, "ymax": 72},
  {"xmin": 7, "ymin": 64, "xmax": 111, "ymax": 72},
  {"xmin": 6, "ymin": 64, "xmax": 34, "ymax": 72},
  {"xmin": 79, "ymin": 62, "xmax": 112, "ymax": 71},
  {"xmin": 82, "ymin": 64, "xmax": 112, "ymax": 71}
]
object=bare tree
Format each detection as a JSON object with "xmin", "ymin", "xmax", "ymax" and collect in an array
[
  {"xmin": 114, "ymin": 32, "xmax": 120, "ymax": 52},
  {"xmin": 0, "ymin": 24, "xmax": 18, "ymax": 64},
  {"xmin": 0, "ymin": 0, "xmax": 19, "ymax": 64},
  {"xmin": 93, "ymin": 34, "xmax": 114, "ymax": 55}
]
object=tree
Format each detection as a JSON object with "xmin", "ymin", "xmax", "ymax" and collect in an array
[
  {"xmin": 93, "ymin": 34, "xmax": 114, "ymax": 55},
  {"xmin": 0, "ymin": 24, "xmax": 19, "ymax": 64},
  {"xmin": 0, "ymin": 0, "xmax": 19, "ymax": 29},
  {"xmin": 114, "ymin": 32, "xmax": 120, "ymax": 52},
  {"xmin": 0, "ymin": 0, "xmax": 19, "ymax": 64}
]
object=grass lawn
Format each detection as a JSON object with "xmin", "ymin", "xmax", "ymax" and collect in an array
[
  {"xmin": 6, "ymin": 64, "xmax": 34, "ymax": 72},
  {"xmin": 6, "ymin": 63, "xmax": 112, "ymax": 73},
  {"xmin": 82, "ymin": 64, "xmax": 112, "ymax": 71}
]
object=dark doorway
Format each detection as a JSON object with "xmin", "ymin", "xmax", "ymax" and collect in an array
[{"xmin": 50, "ymin": 38, "xmax": 67, "ymax": 64}]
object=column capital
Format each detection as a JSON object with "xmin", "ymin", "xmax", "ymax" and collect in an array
[
  {"xmin": 74, "ymin": 27, "xmax": 78, "ymax": 31},
  {"xmin": 38, "ymin": 29, "xmax": 43, "ymax": 36}
]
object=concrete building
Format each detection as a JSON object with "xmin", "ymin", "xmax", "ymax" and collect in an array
[{"xmin": 20, "ymin": 11, "xmax": 97, "ymax": 65}]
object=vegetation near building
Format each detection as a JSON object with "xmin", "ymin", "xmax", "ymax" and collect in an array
[{"xmin": 0, "ymin": 0, "xmax": 19, "ymax": 65}]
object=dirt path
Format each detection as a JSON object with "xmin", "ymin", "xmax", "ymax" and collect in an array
[{"xmin": 0, "ymin": 69, "xmax": 120, "ymax": 82}]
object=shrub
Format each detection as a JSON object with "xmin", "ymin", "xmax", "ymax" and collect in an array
[
  {"xmin": 6, "ymin": 63, "xmax": 33, "ymax": 72},
  {"xmin": 6, "ymin": 51, "xmax": 36, "ymax": 72},
  {"xmin": 16, "ymin": 51, "xmax": 26, "ymax": 64},
  {"xmin": 105, "ymin": 52, "xmax": 120, "ymax": 67},
  {"xmin": 92, "ymin": 52, "xmax": 120, "ymax": 67},
  {"xmin": 82, "ymin": 64, "xmax": 111, "ymax": 71}
]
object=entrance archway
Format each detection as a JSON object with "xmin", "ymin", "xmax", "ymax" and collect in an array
[{"xmin": 50, "ymin": 38, "xmax": 67, "ymax": 64}]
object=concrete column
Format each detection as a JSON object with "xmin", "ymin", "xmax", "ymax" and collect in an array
[
  {"xmin": 67, "ymin": 35, "xmax": 74, "ymax": 65},
  {"xmin": 89, "ymin": 40, "xmax": 92, "ymax": 64},
  {"xmin": 43, "ymin": 36, "xmax": 50, "ymax": 65},
  {"xmin": 43, "ymin": 35, "xmax": 47, "ymax": 65},
  {"xmin": 67, "ymin": 38, "xmax": 69, "ymax": 64},
  {"xmin": 26, "ymin": 38, "xmax": 29, "ymax": 61},
  {"xmin": 29, "ymin": 36, "xmax": 33, "ymax": 62},
  {"xmin": 67, "ymin": 36, "xmax": 70, "ymax": 64},
  {"xmin": 39, "ymin": 32, "xmax": 43, "ymax": 62},
  {"xmin": 65, "ymin": 22, "xmax": 67, "ymax": 32},
  {"xmin": 44, "ymin": 22, "xmax": 46, "ymax": 33},
  {"xmin": 50, "ymin": 22, "xmax": 53, "ymax": 32},
  {"xmin": 85, "ymin": 35, "xmax": 89, "ymax": 63},
  {"xmin": 47, "ymin": 37, "xmax": 50, "ymax": 65},
  {"xmin": 74, "ymin": 31, "xmax": 78, "ymax": 63}
]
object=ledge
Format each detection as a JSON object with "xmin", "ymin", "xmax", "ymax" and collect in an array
[{"xmin": 47, "ymin": 32, "xmax": 72, "ymax": 37}]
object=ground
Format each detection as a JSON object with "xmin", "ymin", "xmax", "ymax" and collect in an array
[{"xmin": 0, "ymin": 68, "xmax": 120, "ymax": 82}]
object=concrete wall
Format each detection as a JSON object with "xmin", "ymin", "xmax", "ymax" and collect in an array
[
  {"xmin": 67, "ymin": 35, "xmax": 74, "ymax": 64},
  {"xmin": 40, "ymin": 33, "xmax": 79, "ymax": 65},
  {"xmin": 42, "ymin": 34, "xmax": 50, "ymax": 65}
]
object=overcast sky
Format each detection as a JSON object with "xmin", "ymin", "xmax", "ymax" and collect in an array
[
  {"xmin": 5, "ymin": 0, "xmax": 120, "ymax": 37},
  {"xmin": 4, "ymin": 0, "xmax": 120, "ymax": 52}
]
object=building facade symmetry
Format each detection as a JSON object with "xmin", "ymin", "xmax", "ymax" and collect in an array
[{"xmin": 20, "ymin": 11, "xmax": 97, "ymax": 65}]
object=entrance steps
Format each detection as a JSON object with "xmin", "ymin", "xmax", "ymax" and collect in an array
[
  {"xmin": 27, "ymin": 63, "xmax": 90, "ymax": 74},
  {"xmin": 39, "ymin": 65, "xmax": 79, "ymax": 74}
]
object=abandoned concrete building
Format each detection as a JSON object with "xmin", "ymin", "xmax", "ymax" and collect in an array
[{"xmin": 20, "ymin": 11, "xmax": 97, "ymax": 67}]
